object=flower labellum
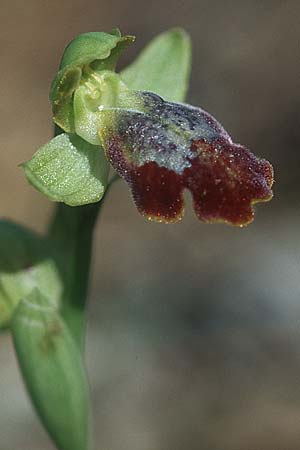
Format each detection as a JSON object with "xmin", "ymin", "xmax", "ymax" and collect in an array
[{"xmin": 98, "ymin": 91, "xmax": 274, "ymax": 226}]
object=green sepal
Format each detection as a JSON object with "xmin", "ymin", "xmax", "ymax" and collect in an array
[
  {"xmin": 121, "ymin": 28, "xmax": 191, "ymax": 102},
  {"xmin": 51, "ymin": 66, "xmax": 82, "ymax": 133},
  {"xmin": 0, "ymin": 221, "xmax": 62, "ymax": 330},
  {"xmin": 12, "ymin": 289, "xmax": 90, "ymax": 450},
  {"xmin": 59, "ymin": 30, "xmax": 134, "ymax": 70},
  {"xmin": 22, "ymin": 133, "xmax": 109, "ymax": 206},
  {"xmin": 50, "ymin": 31, "xmax": 135, "ymax": 132}
]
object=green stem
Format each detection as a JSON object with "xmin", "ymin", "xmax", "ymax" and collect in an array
[
  {"xmin": 47, "ymin": 126, "xmax": 109, "ymax": 347},
  {"xmin": 47, "ymin": 173, "xmax": 117, "ymax": 348},
  {"xmin": 47, "ymin": 126, "xmax": 119, "ymax": 348},
  {"xmin": 48, "ymin": 202, "xmax": 101, "ymax": 347}
]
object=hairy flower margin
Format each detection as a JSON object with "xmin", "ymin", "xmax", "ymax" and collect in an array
[
  {"xmin": 99, "ymin": 91, "xmax": 273, "ymax": 226},
  {"xmin": 24, "ymin": 29, "xmax": 274, "ymax": 226}
]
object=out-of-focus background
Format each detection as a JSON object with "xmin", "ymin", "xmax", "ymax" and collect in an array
[{"xmin": 1, "ymin": 1, "xmax": 300, "ymax": 449}]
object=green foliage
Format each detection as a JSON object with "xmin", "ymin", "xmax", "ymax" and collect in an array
[
  {"xmin": 12, "ymin": 289, "xmax": 90, "ymax": 450},
  {"xmin": 22, "ymin": 133, "xmax": 109, "ymax": 206},
  {"xmin": 121, "ymin": 28, "xmax": 191, "ymax": 102},
  {"xmin": 0, "ymin": 221, "xmax": 62, "ymax": 329}
]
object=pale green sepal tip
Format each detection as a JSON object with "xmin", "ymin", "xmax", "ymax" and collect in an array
[
  {"xmin": 109, "ymin": 27, "xmax": 122, "ymax": 38},
  {"xmin": 12, "ymin": 289, "xmax": 90, "ymax": 450},
  {"xmin": 22, "ymin": 133, "xmax": 109, "ymax": 206},
  {"xmin": 59, "ymin": 31, "xmax": 132, "ymax": 69},
  {"xmin": 0, "ymin": 221, "xmax": 62, "ymax": 330},
  {"xmin": 121, "ymin": 28, "xmax": 191, "ymax": 102}
]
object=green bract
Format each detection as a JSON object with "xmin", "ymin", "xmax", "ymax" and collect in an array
[
  {"xmin": 12, "ymin": 289, "xmax": 90, "ymax": 450},
  {"xmin": 0, "ymin": 221, "xmax": 62, "ymax": 330},
  {"xmin": 50, "ymin": 30, "xmax": 135, "ymax": 132},
  {"xmin": 22, "ymin": 133, "xmax": 109, "ymax": 206}
]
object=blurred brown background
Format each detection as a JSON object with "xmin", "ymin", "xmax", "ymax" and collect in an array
[{"xmin": 1, "ymin": 1, "xmax": 300, "ymax": 449}]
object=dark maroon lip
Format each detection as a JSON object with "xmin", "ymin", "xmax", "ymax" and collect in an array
[{"xmin": 101, "ymin": 91, "xmax": 274, "ymax": 226}]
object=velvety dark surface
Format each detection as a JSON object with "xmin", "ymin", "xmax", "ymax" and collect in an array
[{"xmin": 1, "ymin": 1, "xmax": 300, "ymax": 449}]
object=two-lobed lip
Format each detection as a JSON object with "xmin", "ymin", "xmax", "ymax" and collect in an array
[{"xmin": 99, "ymin": 91, "xmax": 274, "ymax": 226}]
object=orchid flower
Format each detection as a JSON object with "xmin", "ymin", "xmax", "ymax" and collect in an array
[{"xmin": 23, "ymin": 29, "xmax": 273, "ymax": 226}]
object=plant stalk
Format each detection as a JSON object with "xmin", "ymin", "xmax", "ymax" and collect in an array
[{"xmin": 48, "ymin": 202, "xmax": 101, "ymax": 347}]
